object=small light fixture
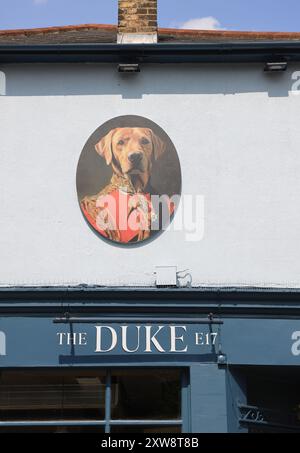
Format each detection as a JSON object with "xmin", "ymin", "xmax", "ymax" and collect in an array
[
  {"xmin": 217, "ymin": 353, "xmax": 227, "ymax": 365},
  {"xmin": 118, "ymin": 63, "xmax": 140, "ymax": 73},
  {"xmin": 264, "ymin": 61, "xmax": 288, "ymax": 72}
]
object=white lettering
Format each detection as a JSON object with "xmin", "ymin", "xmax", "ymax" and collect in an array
[
  {"xmin": 56, "ymin": 325, "xmax": 219, "ymax": 354},
  {"xmin": 211, "ymin": 332, "xmax": 218, "ymax": 345},
  {"xmin": 95, "ymin": 326, "xmax": 117, "ymax": 353},
  {"xmin": 170, "ymin": 326, "xmax": 188, "ymax": 352},
  {"xmin": 195, "ymin": 332, "xmax": 204, "ymax": 345},
  {"xmin": 67, "ymin": 333, "xmax": 77, "ymax": 345},
  {"xmin": 144, "ymin": 326, "xmax": 165, "ymax": 352},
  {"xmin": 79, "ymin": 332, "xmax": 87, "ymax": 345},
  {"xmin": 121, "ymin": 325, "xmax": 141, "ymax": 353},
  {"xmin": 101, "ymin": 438, "xmax": 135, "ymax": 451},
  {"xmin": 57, "ymin": 332, "xmax": 66, "ymax": 346}
]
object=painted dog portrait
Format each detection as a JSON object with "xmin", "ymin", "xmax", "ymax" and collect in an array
[{"xmin": 77, "ymin": 116, "xmax": 181, "ymax": 245}]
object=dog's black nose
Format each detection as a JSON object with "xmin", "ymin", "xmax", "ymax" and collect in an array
[{"xmin": 128, "ymin": 152, "xmax": 143, "ymax": 164}]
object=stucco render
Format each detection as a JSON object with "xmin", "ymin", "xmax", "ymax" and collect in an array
[{"xmin": 0, "ymin": 63, "xmax": 300, "ymax": 288}]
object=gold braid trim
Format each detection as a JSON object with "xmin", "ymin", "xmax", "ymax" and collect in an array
[{"xmin": 81, "ymin": 175, "xmax": 150, "ymax": 242}]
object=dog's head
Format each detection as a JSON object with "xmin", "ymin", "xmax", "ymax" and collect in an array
[{"xmin": 95, "ymin": 127, "xmax": 166, "ymax": 190}]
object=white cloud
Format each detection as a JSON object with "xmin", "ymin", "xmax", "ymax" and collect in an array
[
  {"xmin": 33, "ymin": 0, "xmax": 48, "ymax": 5},
  {"xmin": 180, "ymin": 16, "xmax": 225, "ymax": 31}
]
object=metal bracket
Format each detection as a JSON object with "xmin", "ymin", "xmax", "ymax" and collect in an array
[{"xmin": 54, "ymin": 313, "xmax": 224, "ymax": 324}]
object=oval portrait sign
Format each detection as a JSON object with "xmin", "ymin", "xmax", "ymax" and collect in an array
[{"xmin": 77, "ymin": 115, "xmax": 182, "ymax": 245}]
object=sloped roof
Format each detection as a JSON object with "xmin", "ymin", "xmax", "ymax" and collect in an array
[{"xmin": 0, "ymin": 24, "xmax": 300, "ymax": 45}]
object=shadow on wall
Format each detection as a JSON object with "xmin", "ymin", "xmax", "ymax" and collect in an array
[{"xmin": 0, "ymin": 63, "xmax": 298, "ymax": 98}]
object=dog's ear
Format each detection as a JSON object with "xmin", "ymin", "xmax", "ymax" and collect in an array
[
  {"xmin": 95, "ymin": 129, "xmax": 116, "ymax": 165},
  {"xmin": 148, "ymin": 129, "xmax": 166, "ymax": 161}
]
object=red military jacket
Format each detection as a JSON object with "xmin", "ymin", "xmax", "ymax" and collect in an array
[{"xmin": 81, "ymin": 189, "xmax": 174, "ymax": 243}]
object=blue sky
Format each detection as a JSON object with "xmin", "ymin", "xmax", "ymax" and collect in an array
[{"xmin": 1, "ymin": 0, "xmax": 300, "ymax": 32}]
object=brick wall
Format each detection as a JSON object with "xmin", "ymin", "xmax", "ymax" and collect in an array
[{"xmin": 118, "ymin": 0, "xmax": 158, "ymax": 34}]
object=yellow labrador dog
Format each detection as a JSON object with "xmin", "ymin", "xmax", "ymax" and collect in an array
[{"xmin": 81, "ymin": 127, "xmax": 166, "ymax": 242}]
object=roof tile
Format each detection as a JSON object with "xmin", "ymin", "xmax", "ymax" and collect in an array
[{"xmin": 0, "ymin": 24, "xmax": 300, "ymax": 45}]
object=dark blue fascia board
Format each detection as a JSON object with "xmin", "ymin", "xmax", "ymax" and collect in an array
[
  {"xmin": 0, "ymin": 285, "xmax": 300, "ymax": 301},
  {"xmin": 0, "ymin": 286, "xmax": 300, "ymax": 315},
  {"xmin": 1, "ymin": 41, "xmax": 300, "ymax": 64}
]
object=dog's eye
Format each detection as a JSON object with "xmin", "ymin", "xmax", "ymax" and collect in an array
[
  {"xmin": 141, "ymin": 138, "xmax": 150, "ymax": 145},
  {"xmin": 117, "ymin": 139, "xmax": 125, "ymax": 146}
]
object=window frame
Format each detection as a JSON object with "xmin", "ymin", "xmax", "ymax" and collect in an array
[{"xmin": 0, "ymin": 367, "xmax": 190, "ymax": 434}]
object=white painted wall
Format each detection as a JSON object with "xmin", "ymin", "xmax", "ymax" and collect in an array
[{"xmin": 0, "ymin": 62, "xmax": 300, "ymax": 288}]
